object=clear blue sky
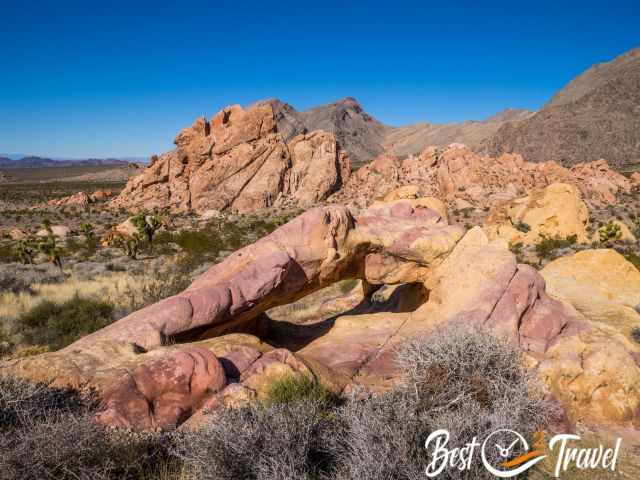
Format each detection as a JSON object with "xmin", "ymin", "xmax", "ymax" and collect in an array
[{"xmin": 1, "ymin": 0, "xmax": 638, "ymax": 158}]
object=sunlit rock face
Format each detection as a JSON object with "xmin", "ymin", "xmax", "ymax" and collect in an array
[{"xmin": 110, "ymin": 103, "xmax": 351, "ymax": 214}]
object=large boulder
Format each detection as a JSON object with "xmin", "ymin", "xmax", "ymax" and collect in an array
[
  {"xmin": 110, "ymin": 103, "xmax": 350, "ymax": 214},
  {"xmin": 95, "ymin": 347, "xmax": 227, "ymax": 430},
  {"xmin": 47, "ymin": 191, "xmax": 90, "ymax": 207},
  {"xmin": 541, "ymin": 249, "xmax": 640, "ymax": 341},
  {"xmin": 483, "ymin": 183, "xmax": 590, "ymax": 244}
]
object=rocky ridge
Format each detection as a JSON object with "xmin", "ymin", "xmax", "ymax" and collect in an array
[
  {"xmin": 332, "ymin": 144, "xmax": 635, "ymax": 211},
  {"xmin": 110, "ymin": 103, "xmax": 350, "ymax": 214},
  {"xmin": 484, "ymin": 48, "xmax": 640, "ymax": 168}
]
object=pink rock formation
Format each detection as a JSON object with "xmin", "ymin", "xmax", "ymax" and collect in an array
[
  {"xmin": 110, "ymin": 103, "xmax": 350, "ymax": 213},
  {"xmin": 2, "ymin": 201, "xmax": 639, "ymax": 432},
  {"xmin": 96, "ymin": 347, "xmax": 226, "ymax": 430},
  {"xmin": 334, "ymin": 144, "xmax": 631, "ymax": 208},
  {"xmin": 89, "ymin": 189, "xmax": 113, "ymax": 202}
]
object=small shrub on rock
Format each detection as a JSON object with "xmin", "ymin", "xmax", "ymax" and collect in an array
[
  {"xmin": 534, "ymin": 234, "xmax": 577, "ymax": 259},
  {"xmin": 264, "ymin": 374, "xmax": 334, "ymax": 407},
  {"xmin": 598, "ymin": 221, "xmax": 622, "ymax": 243},
  {"xmin": 514, "ymin": 221, "xmax": 531, "ymax": 233}
]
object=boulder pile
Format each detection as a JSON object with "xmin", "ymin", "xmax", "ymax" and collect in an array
[{"xmin": 333, "ymin": 144, "xmax": 635, "ymax": 210}]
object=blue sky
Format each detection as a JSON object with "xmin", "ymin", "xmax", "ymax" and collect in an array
[{"xmin": 1, "ymin": 0, "xmax": 638, "ymax": 158}]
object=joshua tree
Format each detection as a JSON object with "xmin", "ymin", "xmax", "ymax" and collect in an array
[
  {"xmin": 37, "ymin": 233, "xmax": 63, "ymax": 270},
  {"xmin": 80, "ymin": 222, "xmax": 95, "ymax": 241},
  {"xmin": 41, "ymin": 218, "xmax": 52, "ymax": 233},
  {"xmin": 131, "ymin": 210, "xmax": 165, "ymax": 244},
  {"xmin": 15, "ymin": 239, "xmax": 36, "ymax": 265}
]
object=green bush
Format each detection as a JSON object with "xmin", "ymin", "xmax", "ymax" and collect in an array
[
  {"xmin": 598, "ymin": 221, "xmax": 622, "ymax": 243},
  {"xmin": 534, "ymin": 234, "xmax": 577, "ymax": 259},
  {"xmin": 513, "ymin": 221, "xmax": 531, "ymax": 233},
  {"xmin": 264, "ymin": 375, "xmax": 334, "ymax": 407},
  {"xmin": 18, "ymin": 294, "xmax": 114, "ymax": 350}
]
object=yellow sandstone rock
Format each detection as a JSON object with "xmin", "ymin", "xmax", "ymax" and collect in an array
[
  {"xmin": 541, "ymin": 249, "xmax": 640, "ymax": 341},
  {"xmin": 484, "ymin": 183, "xmax": 590, "ymax": 245}
]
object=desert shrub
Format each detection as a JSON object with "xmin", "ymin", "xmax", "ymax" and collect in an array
[
  {"xmin": 598, "ymin": 221, "xmax": 622, "ymax": 243},
  {"xmin": 154, "ymin": 216, "xmax": 284, "ymax": 273},
  {"xmin": 17, "ymin": 293, "xmax": 114, "ymax": 350},
  {"xmin": 0, "ymin": 262, "xmax": 66, "ymax": 293},
  {"xmin": 176, "ymin": 399, "xmax": 334, "ymax": 480},
  {"xmin": 631, "ymin": 327, "xmax": 640, "ymax": 343},
  {"xmin": 534, "ymin": 234, "xmax": 577, "ymax": 259},
  {"xmin": 513, "ymin": 221, "xmax": 531, "ymax": 233},
  {"xmin": 0, "ymin": 243, "xmax": 18, "ymax": 263},
  {"xmin": 330, "ymin": 325, "xmax": 551, "ymax": 480},
  {"xmin": 264, "ymin": 375, "xmax": 334, "ymax": 407},
  {"xmin": 0, "ymin": 376, "xmax": 84, "ymax": 433},
  {"xmin": 178, "ymin": 326, "xmax": 551, "ymax": 480},
  {"xmin": 0, "ymin": 376, "xmax": 175, "ymax": 480},
  {"xmin": 328, "ymin": 392, "xmax": 427, "ymax": 480}
]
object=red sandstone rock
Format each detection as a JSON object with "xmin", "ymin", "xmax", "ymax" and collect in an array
[{"xmin": 95, "ymin": 347, "xmax": 226, "ymax": 430}]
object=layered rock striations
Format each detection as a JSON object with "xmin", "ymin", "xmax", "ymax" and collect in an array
[{"xmin": 3, "ymin": 198, "xmax": 640, "ymax": 432}]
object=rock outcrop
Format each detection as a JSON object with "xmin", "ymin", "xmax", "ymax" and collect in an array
[
  {"xmin": 483, "ymin": 183, "xmax": 590, "ymax": 245},
  {"xmin": 35, "ymin": 225, "xmax": 71, "ymax": 238},
  {"xmin": 2, "ymin": 201, "xmax": 639, "ymax": 432},
  {"xmin": 110, "ymin": 103, "xmax": 350, "ymax": 214},
  {"xmin": 48, "ymin": 189, "xmax": 113, "ymax": 207},
  {"xmin": 48, "ymin": 191, "xmax": 90, "ymax": 207},
  {"xmin": 333, "ymin": 144, "xmax": 631, "ymax": 210},
  {"xmin": 541, "ymin": 249, "xmax": 640, "ymax": 342}
]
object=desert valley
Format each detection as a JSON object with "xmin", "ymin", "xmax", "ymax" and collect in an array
[{"xmin": 1, "ymin": 13, "xmax": 640, "ymax": 478}]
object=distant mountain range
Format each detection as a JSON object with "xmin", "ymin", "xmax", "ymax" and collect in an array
[
  {"xmin": 252, "ymin": 47, "xmax": 639, "ymax": 169},
  {"xmin": 256, "ymin": 97, "xmax": 534, "ymax": 168},
  {"xmin": 483, "ymin": 48, "xmax": 640, "ymax": 168},
  {"xmin": 0, "ymin": 156, "xmax": 147, "ymax": 168},
  {"xmin": 4, "ymin": 48, "xmax": 638, "ymax": 172}
]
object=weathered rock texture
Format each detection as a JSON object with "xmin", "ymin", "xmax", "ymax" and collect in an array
[
  {"xmin": 484, "ymin": 48, "xmax": 640, "ymax": 168},
  {"xmin": 541, "ymin": 249, "xmax": 640, "ymax": 342},
  {"xmin": 110, "ymin": 103, "xmax": 350, "ymax": 214},
  {"xmin": 2, "ymin": 203, "xmax": 639, "ymax": 432},
  {"xmin": 332, "ymin": 144, "xmax": 631, "ymax": 210},
  {"xmin": 483, "ymin": 183, "xmax": 590, "ymax": 245}
]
